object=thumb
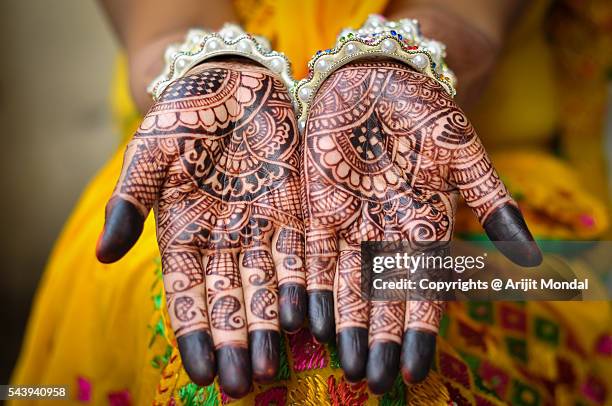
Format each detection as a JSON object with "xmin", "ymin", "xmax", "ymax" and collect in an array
[
  {"xmin": 96, "ymin": 138, "xmax": 165, "ymax": 263},
  {"xmin": 451, "ymin": 130, "xmax": 542, "ymax": 267}
]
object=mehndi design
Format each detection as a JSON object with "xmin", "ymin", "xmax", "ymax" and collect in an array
[
  {"xmin": 302, "ymin": 60, "xmax": 541, "ymax": 393},
  {"xmin": 97, "ymin": 61, "xmax": 305, "ymax": 398}
]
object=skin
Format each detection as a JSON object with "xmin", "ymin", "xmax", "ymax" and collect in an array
[
  {"xmin": 98, "ymin": 0, "xmax": 527, "ymax": 113},
  {"xmin": 302, "ymin": 60, "xmax": 541, "ymax": 393},
  {"xmin": 97, "ymin": 60, "xmax": 306, "ymax": 398},
  {"xmin": 96, "ymin": 0, "xmax": 533, "ymax": 394},
  {"xmin": 99, "ymin": 0, "xmax": 237, "ymax": 113},
  {"xmin": 386, "ymin": 0, "xmax": 528, "ymax": 107}
]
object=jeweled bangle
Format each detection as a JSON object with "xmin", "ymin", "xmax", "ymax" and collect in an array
[
  {"xmin": 147, "ymin": 24, "xmax": 295, "ymax": 101},
  {"xmin": 294, "ymin": 14, "xmax": 457, "ymax": 131}
]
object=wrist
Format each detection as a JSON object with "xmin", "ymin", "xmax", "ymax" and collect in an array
[
  {"xmin": 387, "ymin": 6, "xmax": 502, "ymax": 107},
  {"xmin": 128, "ymin": 30, "xmax": 188, "ymax": 114}
]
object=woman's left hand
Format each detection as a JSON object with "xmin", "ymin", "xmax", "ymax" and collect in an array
[{"xmin": 302, "ymin": 59, "xmax": 541, "ymax": 393}]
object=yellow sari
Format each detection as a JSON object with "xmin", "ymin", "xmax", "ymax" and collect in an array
[{"xmin": 12, "ymin": 1, "xmax": 611, "ymax": 405}]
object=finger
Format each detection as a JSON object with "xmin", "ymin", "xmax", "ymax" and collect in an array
[
  {"xmin": 97, "ymin": 138, "xmax": 166, "ymax": 263},
  {"xmin": 334, "ymin": 249, "xmax": 369, "ymax": 382},
  {"xmin": 240, "ymin": 245, "xmax": 280, "ymax": 383},
  {"xmin": 366, "ymin": 299, "xmax": 404, "ymax": 394},
  {"xmin": 400, "ymin": 301, "xmax": 443, "ymax": 384},
  {"xmin": 306, "ymin": 230, "xmax": 338, "ymax": 343},
  {"xmin": 273, "ymin": 225, "xmax": 306, "ymax": 332},
  {"xmin": 483, "ymin": 204, "xmax": 542, "ymax": 266},
  {"xmin": 450, "ymin": 124, "xmax": 541, "ymax": 266},
  {"xmin": 161, "ymin": 248, "xmax": 215, "ymax": 386},
  {"xmin": 205, "ymin": 250, "xmax": 251, "ymax": 398}
]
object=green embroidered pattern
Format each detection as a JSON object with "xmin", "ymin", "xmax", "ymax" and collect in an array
[
  {"xmin": 379, "ymin": 375, "xmax": 405, "ymax": 406},
  {"xmin": 327, "ymin": 340, "xmax": 341, "ymax": 369},
  {"xmin": 468, "ymin": 302, "xmax": 494, "ymax": 325},
  {"xmin": 178, "ymin": 383, "xmax": 220, "ymax": 406},
  {"xmin": 511, "ymin": 380, "xmax": 540, "ymax": 406},
  {"xmin": 533, "ymin": 317, "xmax": 560, "ymax": 346},
  {"xmin": 505, "ymin": 337, "xmax": 527, "ymax": 363},
  {"xmin": 151, "ymin": 345, "xmax": 173, "ymax": 369},
  {"xmin": 148, "ymin": 258, "xmax": 170, "ymax": 371},
  {"xmin": 275, "ymin": 333, "xmax": 291, "ymax": 381}
]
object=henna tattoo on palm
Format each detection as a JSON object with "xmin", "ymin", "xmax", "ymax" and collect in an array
[
  {"xmin": 97, "ymin": 61, "xmax": 305, "ymax": 398},
  {"xmin": 302, "ymin": 60, "xmax": 541, "ymax": 393}
]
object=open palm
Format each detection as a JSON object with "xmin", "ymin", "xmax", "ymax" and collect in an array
[
  {"xmin": 303, "ymin": 60, "xmax": 541, "ymax": 393},
  {"xmin": 97, "ymin": 60, "xmax": 305, "ymax": 398}
]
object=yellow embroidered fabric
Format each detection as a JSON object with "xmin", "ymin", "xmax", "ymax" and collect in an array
[{"xmin": 11, "ymin": 1, "xmax": 611, "ymax": 405}]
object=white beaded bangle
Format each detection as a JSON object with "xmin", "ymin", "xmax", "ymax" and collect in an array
[
  {"xmin": 148, "ymin": 24, "xmax": 296, "ymax": 102},
  {"xmin": 294, "ymin": 14, "xmax": 457, "ymax": 132}
]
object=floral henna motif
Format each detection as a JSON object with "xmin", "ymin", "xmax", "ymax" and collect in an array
[
  {"xmin": 98, "ymin": 61, "xmax": 304, "ymax": 396},
  {"xmin": 303, "ymin": 60, "xmax": 540, "ymax": 391},
  {"xmin": 335, "ymin": 249, "xmax": 369, "ymax": 331},
  {"xmin": 406, "ymin": 301, "xmax": 445, "ymax": 334},
  {"xmin": 369, "ymin": 300, "xmax": 405, "ymax": 344}
]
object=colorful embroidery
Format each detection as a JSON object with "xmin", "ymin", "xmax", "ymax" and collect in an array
[
  {"xmin": 327, "ymin": 375, "xmax": 368, "ymax": 406},
  {"xmin": 505, "ymin": 337, "xmax": 527, "ymax": 363},
  {"xmin": 440, "ymin": 351, "xmax": 471, "ymax": 389},
  {"xmin": 467, "ymin": 302, "xmax": 494, "ymax": 325},
  {"xmin": 473, "ymin": 394, "xmax": 498, "ymax": 406},
  {"xmin": 510, "ymin": 380, "xmax": 540, "ymax": 406},
  {"xmin": 405, "ymin": 372, "xmax": 451, "ymax": 405},
  {"xmin": 499, "ymin": 304, "xmax": 527, "ymax": 333},
  {"xmin": 287, "ymin": 375, "xmax": 330, "ymax": 405},
  {"xmin": 457, "ymin": 321, "xmax": 487, "ymax": 352},
  {"xmin": 379, "ymin": 375, "xmax": 406, "ymax": 406},
  {"xmin": 178, "ymin": 383, "xmax": 220, "ymax": 406},
  {"xmin": 275, "ymin": 333, "xmax": 290, "ymax": 381},
  {"xmin": 444, "ymin": 382, "xmax": 471, "ymax": 406},
  {"xmin": 254, "ymin": 387, "xmax": 287, "ymax": 406},
  {"xmin": 533, "ymin": 317, "xmax": 560, "ymax": 346},
  {"xmin": 287, "ymin": 328, "xmax": 328, "ymax": 371},
  {"xmin": 326, "ymin": 341, "xmax": 341, "ymax": 369},
  {"xmin": 477, "ymin": 361, "xmax": 510, "ymax": 400},
  {"xmin": 152, "ymin": 345, "xmax": 174, "ymax": 369}
]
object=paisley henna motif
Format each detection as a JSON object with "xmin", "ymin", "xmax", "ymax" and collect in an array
[
  {"xmin": 303, "ymin": 60, "xmax": 539, "ymax": 391},
  {"xmin": 98, "ymin": 61, "xmax": 304, "ymax": 397}
]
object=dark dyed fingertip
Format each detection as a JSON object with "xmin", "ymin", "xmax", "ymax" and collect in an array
[
  {"xmin": 177, "ymin": 331, "xmax": 216, "ymax": 387},
  {"xmin": 366, "ymin": 341, "xmax": 401, "ymax": 394},
  {"xmin": 217, "ymin": 346, "xmax": 252, "ymax": 398},
  {"xmin": 249, "ymin": 330, "xmax": 280, "ymax": 384},
  {"xmin": 401, "ymin": 330, "xmax": 436, "ymax": 384},
  {"xmin": 308, "ymin": 291, "xmax": 335, "ymax": 343},
  {"xmin": 483, "ymin": 204, "xmax": 542, "ymax": 267},
  {"xmin": 338, "ymin": 327, "xmax": 368, "ymax": 382},
  {"xmin": 279, "ymin": 284, "xmax": 307, "ymax": 332},
  {"xmin": 96, "ymin": 198, "xmax": 145, "ymax": 263}
]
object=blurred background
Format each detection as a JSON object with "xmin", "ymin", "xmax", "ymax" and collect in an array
[
  {"xmin": 0, "ymin": 0, "xmax": 117, "ymax": 382},
  {"xmin": 0, "ymin": 0, "xmax": 610, "ymax": 391}
]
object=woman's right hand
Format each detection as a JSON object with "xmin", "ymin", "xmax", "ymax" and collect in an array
[{"xmin": 96, "ymin": 60, "xmax": 305, "ymax": 398}]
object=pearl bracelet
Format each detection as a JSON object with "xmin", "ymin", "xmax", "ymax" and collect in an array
[
  {"xmin": 147, "ymin": 24, "xmax": 295, "ymax": 102},
  {"xmin": 148, "ymin": 16, "xmax": 457, "ymax": 134},
  {"xmin": 294, "ymin": 14, "xmax": 457, "ymax": 132}
]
